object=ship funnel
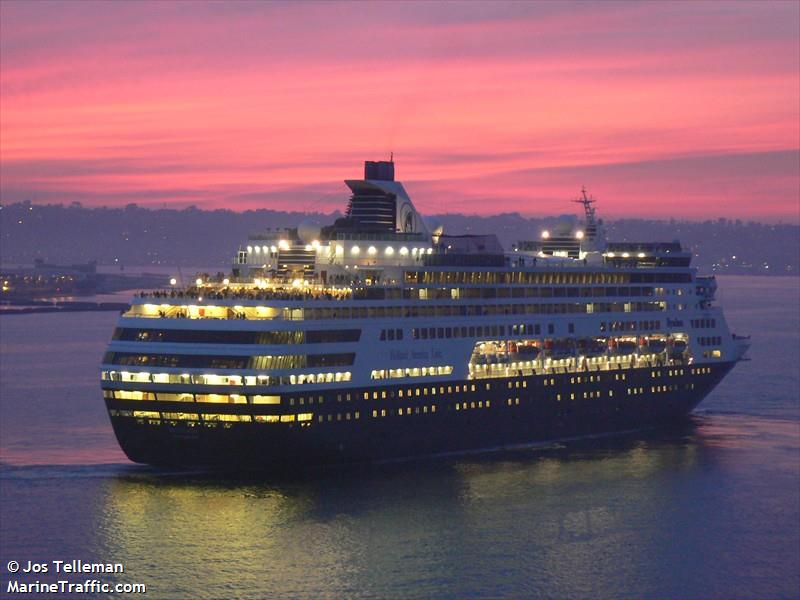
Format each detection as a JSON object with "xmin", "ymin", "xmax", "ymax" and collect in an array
[{"xmin": 364, "ymin": 161, "xmax": 394, "ymax": 181}]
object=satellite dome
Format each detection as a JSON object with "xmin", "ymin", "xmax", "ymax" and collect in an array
[
  {"xmin": 297, "ymin": 220, "xmax": 322, "ymax": 244},
  {"xmin": 553, "ymin": 216, "xmax": 577, "ymax": 236}
]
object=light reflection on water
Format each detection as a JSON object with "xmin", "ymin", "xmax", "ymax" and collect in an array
[{"xmin": 2, "ymin": 417, "xmax": 798, "ymax": 599}]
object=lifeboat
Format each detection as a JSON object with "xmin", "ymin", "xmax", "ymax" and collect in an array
[
  {"xmin": 517, "ymin": 344, "xmax": 540, "ymax": 357},
  {"xmin": 615, "ymin": 340, "xmax": 638, "ymax": 355},
  {"xmin": 645, "ymin": 338, "xmax": 668, "ymax": 353},
  {"xmin": 578, "ymin": 339, "xmax": 606, "ymax": 357},
  {"xmin": 584, "ymin": 343, "xmax": 607, "ymax": 357},
  {"xmin": 669, "ymin": 339, "xmax": 688, "ymax": 358}
]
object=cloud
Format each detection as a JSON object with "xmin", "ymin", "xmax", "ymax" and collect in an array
[{"xmin": 1, "ymin": 1, "xmax": 798, "ymax": 221}]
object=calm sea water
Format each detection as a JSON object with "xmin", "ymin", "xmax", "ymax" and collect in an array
[{"xmin": 1, "ymin": 276, "xmax": 798, "ymax": 599}]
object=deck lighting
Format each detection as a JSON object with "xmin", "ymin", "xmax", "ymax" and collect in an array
[
  {"xmin": 622, "ymin": 252, "xmax": 630, "ymax": 258},
  {"xmin": 278, "ymin": 240, "xmax": 290, "ymax": 251},
  {"xmin": 607, "ymin": 252, "xmax": 615, "ymax": 257},
  {"xmin": 305, "ymin": 244, "xmax": 312, "ymax": 251},
  {"xmin": 575, "ymin": 230, "xmax": 585, "ymax": 240},
  {"xmin": 246, "ymin": 246, "xmax": 253, "ymax": 253},
  {"xmin": 385, "ymin": 246, "xmax": 394, "ymax": 256},
  {"xmin": 270, "ymin": 245, "xmax": 277, "ymax": 253},
  {"xmin": 368, "ymin": 246, "xmax": 377, "ymax": 255},
  {"xmin": 170, "ymin": 278, "xmax": 177, "ymax": 286},
  {"xmin": 542, "ymin": 230, "xmax": 550, "ymax": 239},
  {"xmin": 195, "ymin": 277, "xmax": 203, "ymax": 286},
  {"xmin": 351, "ymin": 245, "xmax": 360, "ymax": 255},
  {"xmin": 400, "ymin": 247, "xmax": 409, "ymax": 256},
  {"xmin": 223, "ymin": 278, "xmax": 230, "ymax": 286},
  {"xmin": 638, "ymin": 252, "xmax": 646, "ymax": 258}
]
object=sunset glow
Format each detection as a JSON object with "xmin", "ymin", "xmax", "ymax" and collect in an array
[{"xmin": 1, "ymin": 1, "xmax": 798, "ymax": 220}]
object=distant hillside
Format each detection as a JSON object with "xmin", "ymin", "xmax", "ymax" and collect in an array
[{"xmin": 1, "ymin": 201, "xmax": 797, "ymax": 275}]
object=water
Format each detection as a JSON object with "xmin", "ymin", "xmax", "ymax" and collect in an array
[{"xmin": 1, "ymin": 276, "xmax": 798, "ymax": 599}]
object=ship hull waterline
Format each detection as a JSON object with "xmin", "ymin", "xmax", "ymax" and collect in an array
[{"xmin": 105, "ymin": 361, "xmax": 734, "ymax": 469}]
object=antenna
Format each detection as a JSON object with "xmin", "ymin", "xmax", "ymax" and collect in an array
[
  {"xmin": 390, "ymin": 151, "xmax": 394, "ymax": 163},
  {"xmin": 574, "ymin": 187, "xmax": 598, "ymax": 238}
]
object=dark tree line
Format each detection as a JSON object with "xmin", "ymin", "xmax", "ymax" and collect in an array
[{"xmin": 1, "ymin": 201, "xmax": 797, "ymax": 275}]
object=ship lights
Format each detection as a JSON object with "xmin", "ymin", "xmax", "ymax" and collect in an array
[
  {"xmin": 223, "ymin": 278, "xmax": 230, "ymax": 286},
  {"xmin": 278, "ymin": 239, "xmax": 290, "ymax": 251},
  {"xmin": 575, "ymin": 230, "xmax": 585, "ymax": 240},
  {"xmin": 638, "ymin": 252, "xmax": 646, "ymax": 258},
  {"xmin": 254, "ymin": 246, "xmax": 260, "ymax": 253},
  {"xmin": 305, "ymin": 244, "xmax": 312, "ymax": 251},
  {"xmin": 541, "ymin": 230, "xmax": 550, "ymax": 239},
  {"xmin": 169, "ymin": 278, "xmax": 177, "ymax": 286},
  {"xmin": 351, "ymin": 245, "xmax": 360, "ymax": 255},
  {"xmin": 607, "ymin": 252, "xmax": 615, "ymax": 257},
  {"xmin": 311, "ymin": 240, "xmax": 320, "ymax": 250},
  {"xmin": 385, "ymin": 246, "xmax": 394, "ymax": 256},
  {"xmin": 622, "ymin": 252, "xmax": 630, "ymax": 258},
  {"xmin": 195, "ymin": 277, "xmax": 203, "ymax": 286},
  {"xmin": 367, "ymin": 246, "xmax": 377, "ymax": 255},
  {"xmin": 270, "ymin": 245, "xmax": 277, "ymax": 253},
  {"xmin": 400, "ymin": 247, "xmax": 409, "ymax": 256},
  {"xmin": 246, "ymin": 246, "xmax": 253, "ymax": 253}
]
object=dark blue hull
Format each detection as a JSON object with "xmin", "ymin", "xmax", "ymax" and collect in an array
[{"xmin": 105, "ymin": 362, "xmax": 735, "ymax": 469}]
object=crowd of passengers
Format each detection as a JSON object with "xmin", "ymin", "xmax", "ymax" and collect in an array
[{"xmin": 137, "ymin": 286, "xmax": 352, "ymax": 302}]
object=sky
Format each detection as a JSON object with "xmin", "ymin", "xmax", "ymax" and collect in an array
[{"xmin": 1, "ymin": 1, "xmax": 798, "ymax": 221}]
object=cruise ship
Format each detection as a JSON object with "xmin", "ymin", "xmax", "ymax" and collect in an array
[{"xmin": 101, "ymin": 160, "xmax": 749, "ymax": 468}]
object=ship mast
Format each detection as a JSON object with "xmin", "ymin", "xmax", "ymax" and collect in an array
[{"xmin": 574, "ymin": 187, "xmax": 598, "ymax": 242}]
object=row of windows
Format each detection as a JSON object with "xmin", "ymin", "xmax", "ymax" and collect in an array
[
  {"xmin": 600, "ymin": 320, "xmax": 662, "ymax": 332},
  {"xmin": 370, "ymin": 366, "xmax": 455, "ymax": 380},
  {"xmin": 112, "ymin": 328, "xmax": 362, "ymax": 344},
  {"xmin": 650, "ymin": 368, "xmax": 686, "ymax": 377},
  {"xmin": 101, "ymin": 370, "xmax": 352, "ymax": 386},
  {"xmin": 698, "ymin": 336, "xmax": 722, "ymax": 346},
  {"xmin": 110, "ymin": 409, "xmax": 314, "ymax": 424},
  {"xmin": 413, "ymin": 286, "xmax": 663, "ymax": 300},
  {"xmin": 379, "ymin": 328, "xmax": 404, "ymax": 341},
  {"xmin": 127, "ymin": 300, "xmax": 669, "ymax": 322},
  {"xmin": 690, "ymin": 318, "xmax": 717, "ymax": 329},
  {"xmin": 455, "ymin": 400, "xmax": 491, "ymax": 411},
  {"xmin": 554, "ymin": 389, "xmax": 612, "ymax": 401},
  {"xmin": 104, "ymin": 390, "xmax": 284, "ymax": 404},
  {"xmin": 102, "ymin": 352, "xmax": 355, "ymax": 370},
  {"xmin": 412, "ymin": 323, "xmax": 549, "ymax": 340},
  {"xmin": 405, "ymin": 270, "xmax": 692, "ymax": 285},
  {"xmin": 372, "ymin": 405, "xmax": 438, "ymax": 418},
  {"xmin": 109, "ymin": 370, "xmax": 711, "ymax": 426}
]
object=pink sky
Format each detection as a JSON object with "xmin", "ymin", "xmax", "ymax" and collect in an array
[{"xmin": 1, "ymin": 1, "xmax": 798, "ymax": 221}]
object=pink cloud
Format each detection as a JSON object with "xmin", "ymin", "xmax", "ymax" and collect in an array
[{"xmin": 1, "ymin": 1, "xmax": 797, "ymax": 221}]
